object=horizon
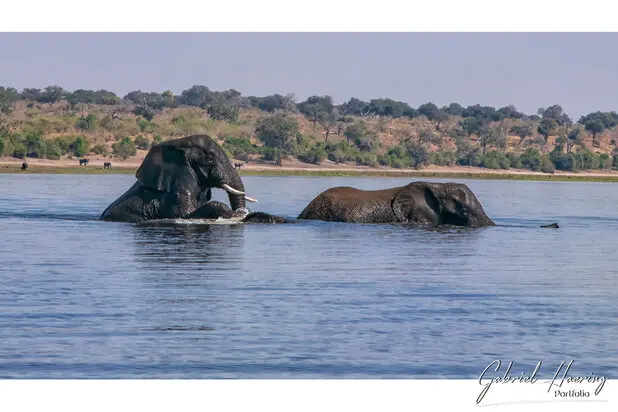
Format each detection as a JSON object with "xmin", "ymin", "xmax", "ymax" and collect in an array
[{"xmin": 1, "ymin": 33, "xmax": 617, "ymax": 119}]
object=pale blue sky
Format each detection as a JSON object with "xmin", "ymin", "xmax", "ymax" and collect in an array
[{"xmin": 1, "ymin": 33, "xmax": 616, "ymax": 119}]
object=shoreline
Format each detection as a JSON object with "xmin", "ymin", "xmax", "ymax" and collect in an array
[{"xmin": 2, "ymin": 158, "xmax": 618, "ymax": 182}]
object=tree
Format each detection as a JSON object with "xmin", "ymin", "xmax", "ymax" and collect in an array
[
  {"xmin": 112, "ymin": 137, "xmax": 137, "ymax": 159},
  {"xmin": 254, "ymin": 114, "xmax": 299, "ymax": 166},
  {"xmin": 404, "ymin": 139, "xmax": 429, "ymax": 169},
  {"xmin": 69, "ymin": 136, "xmax": 91, "ymax": 157},
  {"xmin": 584, "ymin": 119, "xmax": 605, "ymax": 147},
  {"xmin": 498, "ymin": 105, "xmax": 524, "ymax": 119},
  {"xmin": 510, "ymin": 123, "xmax": 533, "ymax": 145},
  {"xmin": 537, "ymin": 118, "xmax": 557, "ymax": 145},
  {"xmin": 537, "ymin": 105, "xmax": 571, "ymax": 126},
  {"xmin": 459, "ymin": 117, "xmax": 487, "ymax": 138},
  {"xmin": 21, "ymin": 88, "xmax": 41, "ymax": 102},
  {"xmin": 343, "ymin": 121, "xmax": 371, "ymax": 147},
  {"xmin": 297, "ymin": 95, "xmax": 334, "ymax": 127},
  {"xmin": 179, "ymin": 85, "xmax": 212, "ymax": 107},
  {"xmin": 478, "ymin": 125, "xmax": 506, "ymax": 155},
  {"xmin": 38, "ymin": 85, "xmax": 67, "ymax": 104},
  {"xmin": 133, "ymin": 105, "xmax": 157, "ymax": 122},
  {"xmin": 444, "ymin": 102, "xmax": 464, "ymax": 116}
]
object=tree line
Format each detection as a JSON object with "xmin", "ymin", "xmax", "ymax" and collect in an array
[{"xmin": 1, "ymin": 84, "xmax": 617, "ymax": 172}]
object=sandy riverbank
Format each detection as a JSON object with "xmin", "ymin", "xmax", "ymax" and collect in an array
[{"xmin": 2, "ymin": 156, "xmax": 618, "ymax": 182}]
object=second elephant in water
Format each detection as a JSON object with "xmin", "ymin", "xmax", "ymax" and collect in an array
[{"xmin": 296, "ymin": 181, "xmax": 496, "ymax": 227}]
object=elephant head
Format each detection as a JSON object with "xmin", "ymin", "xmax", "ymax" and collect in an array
[
  {"xmin": 100, "ymin": 134, "xmax": 256, "ymax": 222},
  {"xmin": 136, "ymin": 134, "xmax": 253, "ymax": 211},
  {"xmin": 391, "ymin": 182, "xmax": 495, "ymax": 227}
]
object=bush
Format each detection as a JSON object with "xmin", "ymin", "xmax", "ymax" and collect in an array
[
  {"xmin": 298, "ymin": 145, "xmax": 327, "ymax": 164},
  {"xmin": 24, "ymin": 133, "xmax": 46, "ymax": 158},
  {"xmin": 599, "ymin": 153, "xmax": 611, "ymax": 169},
  {"xmin": 112, "ymin": 137, "xmax": 137, "ymax": 159},
  {"xmin": 223, "ymin": 137, "xmax": 261, "ymax": 161},
  {"xmin": 261, "ymin": 146, "xmax": 276, "ymax": 161},
  {"xmin": 429, "ymin": 151, "xmax": 458, "ymax": 166},
  {"xmin": 390, "ymin": 157, "xmax": 409, "ymax": 169},
  {"xmin": 479, "ymin": 151, "xmax": 511, "ymax": 169},
  {"xmin": 44, "ymin": 139, "xmax": 62, "ymax": 160},
  {"xmin": 506, "ymin": 152, "xmax": 523, "ymax": 169},
  {"xmin": 133, "ymin": 135, "xmax": 150, "ymax": 150},
  {"xmin": 541, "ymin": 156, "xmax": 555, "ymax": 173},
  {"xmin": 69, "ymin": 136, "xmax": 90, "ymax": 157},
  {"xmin": 328, "ymin": 148, "xmax": 347, "ymax": 164},
  {"xmin": 92, "ymin": 144, "xmax": 109, "ymax": 156},
  {"xmin": 75, "ymin": 114, "xmax": 97, "ymax": 131},
  {"xmin": 354, "ymin": 152, "xmax": 378, "ymax": 166},
  {"xmin": 153, "ymin": 135, "xmax": 163, "ymax": 145},
  {"xmin": 520, "ymin": 148, "xmax": 542, "ymax": 171},
  {"xmin": 550, "ymin": 150, "xmax": 576, "ymax": 171}
]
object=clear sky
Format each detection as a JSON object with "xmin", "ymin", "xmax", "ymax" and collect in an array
[{"xmin": 1, "ymin": 32, "xmax": 616, "ymax": 119}]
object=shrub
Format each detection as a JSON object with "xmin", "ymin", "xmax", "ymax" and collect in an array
[
  {"xmin": 24, "ymin": 133, "xmax": 46, "ymax": 158},
  {"xmin": 223, "ymin": 137, "xmax": 261, "ymax": 161},
  {"xmin": 112, "ymin": 137, "xmax": 137, "ymax": 160},
  {"xmin": 479, "ymin": 151, "xmax": 511, "ymax": 169},
  {"xmin": 298, "ymin": 145, "xmax": 327, "ymax": 165},
  {"xmin": 520, "ymin": 148, "xmax": 542, "ymax": 171},
  {"xmin": 599, "ymin": 153, "xmax": 611, "ymax": 169},
  {"xmin": 75, "ymin": 113, "xmax": 97, "ymax": 131},
  {"xmin": 153, "ymin": 135, "xmax": 163, "ymax": 145},
  {"xmin": 506, "ymin": 152, "xmax": 523, "ymax": 169},
  {"xmin": 429, "ymin": 150, "xmax": 458, "ymax": 166},
  {"xmin": 69, "ymin": 136, "xmax": 90, "ymax": 157},
  {"xmin": 354, "ymin": 152, "xmax": 378, "ymax": 166},
  {"xmin": 92, "ymin": 144, "xmax": 109, "ymax": 156},
  {"xmin": 328, "ymin": 148, "xmax": 347, "ymax": 164},
  {"xmin": 541, "ymin": 156, "xmax": 555, "ymax": 173},
  {"xmin": 550, "ymin": 150, "xmax": 576, "ymax": 171},
  {"xmin": 261, "ymin": 146, "xmax": 276, "ymax": 161},
  {"xmin": 44, "ymin": 139, "xmax": 62, "ymax": 160},
  {"xmin": 133, "ymin": 135, "xmax": 150, "ymax": 150}
]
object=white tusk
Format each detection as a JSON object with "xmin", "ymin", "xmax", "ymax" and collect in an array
[
  {"xmin": 245, "ymin": 196, "xmax": 258, "ymax": 203},
  {"xmin": 221, "ymin": 183, "xmax": 245, "ymax": 196}
]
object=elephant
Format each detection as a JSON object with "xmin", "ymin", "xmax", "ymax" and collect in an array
[
  {"xmin": 103, "ymin": 162, "xmax": 112, "ymax": 169},
  {"xmin": 296, "ymin": 182, "xmax": 496, "ymax": 227},
  {"xmin": 21, "ymin": 162, "xmax": 28, "ymax": 171},
  {"xmin": 79, "ymin": 159, "xmax": 89, "ymax": 166},
  {"xmin": 99, "ymin": 134, "xmax": 257, "ymax": 223}
]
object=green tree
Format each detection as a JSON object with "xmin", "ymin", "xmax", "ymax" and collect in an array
[
  {"xmin": 510, "ymin": 123, "xmax": 533, "ymax": 145},
  {"xmin": 133, "ymin": 105, "xmax": 157, "ymax": 122},
  {"xmin": 255, "ymin": 114, "xmax": 299, "ymax": 165},
  {"xmin": 584, "ymin": 119, "xmax": 605, "ymax": 147},
  {"xmin": 38, "ymin": 85, "xmax": 67, "ymax": 104},
  {"xmin": 537, "ymin": 118, "xmax": 557, "ymax": 145},
  {"xmin": 297, "ymin": 95, "xmax": 334, "ymax": 127},
  {"xmin": 112, "ymin": 137, "xmax": 137, "ymax": 160},
  {"xmin": 133, "ymin": 135, "xmax": 151, "ymax": 150},
  {"xmin": 69, "ymin": 136, "xmax": 90, "ymax": 157},
  {"xmin": 478, "ymin": 125, "xmax": 506, "ymax": 155}
]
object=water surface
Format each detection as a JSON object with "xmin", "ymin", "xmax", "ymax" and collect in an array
[{"xmin": 0, "ymin": 174, "xmax": 617, "ymax": 378}]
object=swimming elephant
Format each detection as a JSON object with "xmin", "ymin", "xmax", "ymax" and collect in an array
[
  {"xmin": 100, "ymin": 134, "xmax": 257, "ymax": 223},
  {"xmin": 296, "ymin": 182, "xmax": 496, "ymax": 227}
]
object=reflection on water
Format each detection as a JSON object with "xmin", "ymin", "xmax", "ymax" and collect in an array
[{"xmin": 0, "ymin": 174, "xmax": 617, "ymax": 378}]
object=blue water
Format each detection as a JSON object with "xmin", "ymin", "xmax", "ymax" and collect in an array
[{"xmin": 0, "ymin": 174, "xmax": 617, "ymax": 378}]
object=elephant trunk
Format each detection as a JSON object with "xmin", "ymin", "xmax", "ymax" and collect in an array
[{"xmin": 220, "ymin": 166, "xmax": 248, "ymax": 211}]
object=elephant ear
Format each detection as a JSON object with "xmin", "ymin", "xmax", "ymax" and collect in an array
[
  {"xmin": 135, "ymin": 143, "xmax": 199, "ymax": 195},
  {"xmin": 392, "ymin": 184, "xmax": 441, "ymax": 224}
]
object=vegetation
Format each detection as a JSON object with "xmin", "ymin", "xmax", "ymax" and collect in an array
[{"xmin": 1, "ymin": 84, "xmax": 617, "ymax": 174}]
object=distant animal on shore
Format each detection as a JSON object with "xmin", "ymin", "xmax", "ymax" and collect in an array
[
  {"xmin": 103, "ymin": 162, "xmax": 112, "ymax": 169},
  {"xmin": 79, "ymin": 159, "xmax": 89, "ymax": 166},
  {"xmin": 233, "ymin": 162, "xmax": 244, "ymax": 170},
  {"xmin": 21, "ymin": 162, "xmax": 28, "ymax": 171}
]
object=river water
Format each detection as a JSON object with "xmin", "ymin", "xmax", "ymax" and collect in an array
[{"xmin": 0, "ymin": 174, "xmax": 617, "ymax": 378}]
